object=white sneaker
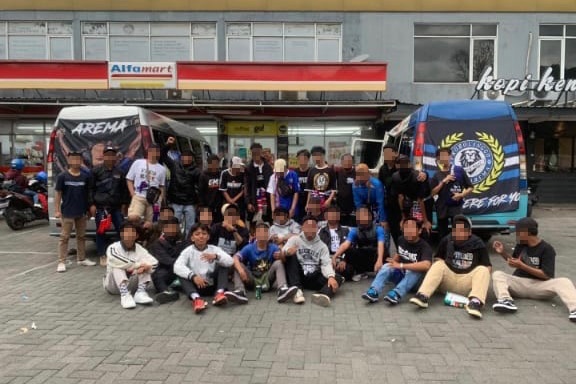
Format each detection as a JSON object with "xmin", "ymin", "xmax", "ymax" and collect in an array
[
  {"xmin": 351, "ymin": 273, "xmax": 368, "ymax": 282},
  {"xmin": 293, "ymin": 289, "xmax": 305, "ymax": 304},
  {"xmin": 134, "ymin": 291, "xmax": 154, "ymax": 305},
  {"xmin": 312, "ymin": 293, "xmax": 331, "ymax": 307},
  {"xmin": 121, "ymin": 294, "xmax": 136, "ymax": 309},
  {"xmin": 56, "ymin": 263, "xmax": 66, "ymax": 273},
  {"xmin": 78, "ymin": 259, "xmax": 97, "ymax": 267}
]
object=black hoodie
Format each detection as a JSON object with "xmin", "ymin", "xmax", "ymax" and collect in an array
[
  {"xmin": 436, "ymin": 234, "xmax": 491, "ymax": 274},
  {"xmin": 148, "ymin": 235, "xmax": 186, "ymax": 270}
]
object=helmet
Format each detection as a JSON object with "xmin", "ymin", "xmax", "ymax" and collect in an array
[
  {"xmin": 10, "ymin": 158, "xmax": 25, "ymax": 171},
  {"xmin": 36, "ymin": 171, "xmax": 48, "ymax": 184}
]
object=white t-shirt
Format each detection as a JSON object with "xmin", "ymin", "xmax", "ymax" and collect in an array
[
  {"xmin": 329, "ymin": 228, "xmax": 340, "ymax": 253},
  {"xmin": 126, "ymin": 159, "xmax": 166, "ymax": 198}
]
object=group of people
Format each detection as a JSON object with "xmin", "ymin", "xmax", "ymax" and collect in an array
[{"xmin": 51, "ymin": 138, "xmax": 576, "ymax": 321}]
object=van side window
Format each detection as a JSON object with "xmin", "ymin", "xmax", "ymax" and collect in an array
[
  {"xmin": 399, "ymin": 127, "xmax": 415, "ymax": 157},
  {"xmin": 190, "ymin": 140, "xmax": 203, "ymax": 168},
  {"xmin": 177, "ymin": 137, "xmax": 191, "ymax": 152}
]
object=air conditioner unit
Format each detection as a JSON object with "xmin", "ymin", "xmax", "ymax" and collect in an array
[
  {"xmin": 279, "ymin": 91, "xmax": 308, "ymax": 101},
  {"xmin": 479, "ymin": 90, "xmax": 505, "ymax": 101},
  {"xmin": 531, "ymin": 89, "xmax": 562, "ymax": 102},
  {"xmin": 166, "ymin": 90, "xmax": 195, "ymax": 100}
]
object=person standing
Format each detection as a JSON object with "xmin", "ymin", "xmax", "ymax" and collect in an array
[
  {"xmin": 294, "ymin": 149, "xmax": 311, "ymax": 224},
  {"xmin": 245, "ymin": 143, "xmax": 273, "ymax": 224},
  {"xmin": 219, "ymin": 156, "xmax": 247, "ymax": 221},
  {"xmin": 267, "ymin": 158, "xmax": 300, "ymax": 218},
  {"xmin": 55, "ymin": 151, "xmax": 96, "ymax": 272},
  {"xmin": 305, "ymin": 146, "xmax": 336, "ymax": 213},
  {"xmin": 335, "ymin": 154, "xmax": 356, "ymax": 227},
  {"xmin": 199, "ymin": 154, "xmax": 224, "ymax": 224}
]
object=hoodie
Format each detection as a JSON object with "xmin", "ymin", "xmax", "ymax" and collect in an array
[
  {"xmin": 283, "ymin": 233, "xmax": 335, "ymax": 279},
  {"xmin": 174, "ymin": 243, "xmax": 234, "ymax": 286},
  {"xmin": 147, "ymin": 235, "xmax": 186, "ymax": 270},
  {"xmin": 437, "ymin": 234, "xmax": 491, "ymax": 274},
  {"xmin": 352, "ymin": 176, "xmax": 387, "ymax": 223},
  {"xmin": 106, "ymin": 241, "xmax": 159, "ymax": 272},
  {"xmin": 269, "ymin": 219, "xmax": 301, "ymax": 242}
]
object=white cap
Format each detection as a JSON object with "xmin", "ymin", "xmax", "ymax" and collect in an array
[
  {"xmin": 274, "ymin": 158, "xmax": 287, "ymax": 173},
  {"xmin": 231, "ymin": 156, "xmax": 245, "ymax": 167}
]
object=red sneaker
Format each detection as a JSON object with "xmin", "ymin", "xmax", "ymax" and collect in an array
[
  {"xmin": 193, "ymin": 298, "xmax": 207, "ymax": 314},
  {"xmin": 212, "ymin": 291, "xmax": 228, "ymax": 306}
]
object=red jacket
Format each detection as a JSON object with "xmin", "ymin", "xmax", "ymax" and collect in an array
[{"xmin": 5, "ymin": 169, "xmax": 28, "ymax": 191}]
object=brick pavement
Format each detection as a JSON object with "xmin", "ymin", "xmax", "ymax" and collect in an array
[{"xmin": 0, "ymin": 207, "xmax": 576, "ymax": 384}]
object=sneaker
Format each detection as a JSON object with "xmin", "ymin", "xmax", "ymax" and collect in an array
[
  {"xmin": 311, "ymin": 293, "xmax": 331, "ymax": 307},
  {"xmin": 155, "ymin": 289, "xmax": 180, "ymax": 304},
  {"xmin": 277, "ymin": 286, "xmax": 298, "ymax": 303},
  {"xmin": 492, "ymin": 299, "xmax": 518, "ymax": 313},
  {"xmin": 34, "ymin": 203, "xmax": 42, "ymax": 209},
  {"xmin": 56, "ymin": 262, "xmax": 66, "ymax": 273},
  {"xmin": 351, "ymin": 273, "xmax": 368, "ymax": 282},
  {"xmin": 225, "ymin": 290, "xmax": 248, "ymax": 304},
  {"xmin": 134, "ymin": 291, "xmax": 154, "ymax": 305},
  {"xmin": 99, "ymin": 256, "xmax": 107, "ymax": 267},
  {"xmin": 212, "ymin": 291, "xmax": 228, "ymax": 306},
  {"xmin": 569, "ymin": 310, "xmax": 576, "ymax": 322},
  {"xmin": 78, "ymin": 259, "xmax": 97, "ymax": 267},
  {"xmin": 121, "ymin": 294, "xmax": 136, "ymax": 309},
  {"xmin": 193, "ymin": 298, "xmax": 207, "ymax": 314},
  {"xmin": 409, "ymin": 293, "xmax": 429, "ymax": 308},
  {"xmin": 361, "ymin": 287, "xmax": 379, "ymax": 303},
  {"xmin": 293, "ymin": 289, "xmax": 305, "ymax": 304},
  {"xmin": 465, "ymin": 299, "xmax": 483, "ymax": 319},
  {"xmin": 383, "ymin": 290, "xmax": 400, "ymax": 305}
]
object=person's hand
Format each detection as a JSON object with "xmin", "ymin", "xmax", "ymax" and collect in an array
[
  {"xmin": 417, "ymin": 171, "xmax": 427, "ymax": 182},
  {"xmin": 238, "ymin": 268, "xmax": 250, "ymax": 283},
  {"xmin": 492, "ymin": 240, "xmax": 505, "ymax": 254},
  {"xmin": 247, "ymin": 204, "xmax": 255, "ymax": 213},
  {"xmin": 166, "ymin": 136, "xmax": 176, "ymax": 146},
  {"xmin": 422, "ymin": 220, "xmax": 432, "ymax": 233},
  {"xmin": 452, "ymin": 193, "xmax": 464, "ymax": 202},
  {"xmin": 443, "ymin": 174, "xmax": 456, "ymax": 184},
  {"xmin": 289, "ymin": 208, "xmax": 295, "ymax": 219},
  {"xmin": 284, "ymin": 247, "xmax": 297, "ymax": 257},
  {"xmin": 273, "ymin": 251, "xmax": 285, "ymax": 262},
  {"xmin": 374, "ymin": 259, "xmax": 383, "ymax": 273},
  {"xmin": 327, "ymin": 276, "xmax": 339, "ymax": 291},
  {"xmin": 143, "ymin": 221, "xmax": 153, "ymax": 230},
  {"xmin": 335, "ymin": 260, "xmax": 347, "ymax": 273},
  {"xmin": 193, "ymin": 275, "xmax": 207, "ymax": 289},
  {"xmin": 508, "ymin": 257, "xmax": 523, "ymax": 268},
  {"xmin": 201, "ymin": 253, "xmax": 218, "ymax": 263},
  {"xmin": 89, "ymin": 205, "xmax": 97, "ymax": 217},
  {"xmin": 321, "ymin": 200, "xmax": 330, "ymax": 209},
  {"xmin": 331, "ymin": 255, "xmax": 339, "ymax": 268},
  {"xmin": 381, "ymin": 221, "xmax": 390, "ymax": 231},
  {"xmin": 223, "ymin": 222, "xmax": 235, "ymax": 232},
  {"xmin": 55, "ymin": 211, "xmax": 61, "ymax": 219}
]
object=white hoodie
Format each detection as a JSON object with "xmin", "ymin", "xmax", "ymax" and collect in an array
[
  {"xmin": 174, "ymin": 243, "xmax": 234, "ymax": 286},
  {"xmin": 283, "ymin": 232, "xmax": 335, "ymax": 279},
  {"xmin": 269, "ymin": 219, "xmax": 301, "ymax": 242},
  {"xmin": 106, "ymin": 241, "xmax": 158, "ymax": 272}
]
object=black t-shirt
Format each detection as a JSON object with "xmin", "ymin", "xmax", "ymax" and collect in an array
[
  {"xmin": 378, "ymin": 163, "xmax": 396, "ymax": 198},
  {"xmin": 199, "ymin": 171, "xmax": 222, "ymax": 208},
  {"xmin": 55, "ymin": 171, "xmax": 91, "ymax": 218},
  {"xmin": 430, "ymin": 166, "xmax": 473, "ymax": 219},
  {"xmin": 209, "ymin": 223, "xmax": 250, "ymax": 255},
  {"xmin": 391, "ymin": 170, "xmax": 426, "ymax": 214},
  {"xmin": 512, "ymin": 240, "xmax": 556, "ymax": 279},
  {"xmin": 436, "ymin": 235, "xmax": 491, "ymax": 274},
  {"xmin": 219, "ymin": 170, "xmax": 245, "ymax": 202},
  {"xmin": 396, "ymin": 236, "xmax": 433, "ymax": 264},
  {"xmin": 296, "ymin": 168, "xmax": 310, "ymax": 211},
  {"xmin": 336, "ymin": 168, "xmax": 355, "ymax": 214},
  {"xmin": 306, "ymin": 165, "xmax": 336, "ymax": 197}
]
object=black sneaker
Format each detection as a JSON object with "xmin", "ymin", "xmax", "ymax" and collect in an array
[
  {"xmin": 225, "ymin": 290, "xmax": 248, "ymax": 304},
  {"xmin": 155, "ymin": 289, "xmax": 179, "ymax": 304},
  {"xmin": 492, "ymin": 299, "xmax": 518, "ymax": 313},
  {"xmin": 465, "ymin": 299, "xmax": 483, "ymax": 319},
  {"xmin": 277, "ymin": 286, "xmax": 298, "ymax": 303},
  {"xmin": 409, "ymin": 293, "xmax": 429, "ymax": 308}
]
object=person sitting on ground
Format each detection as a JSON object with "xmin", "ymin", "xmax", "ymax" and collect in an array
[
  {"xmin": 197, "ymin": 206, "xmax": 214, "ymax": 227},
  {"xmin": 331, "ymin": 205, "xmax": 387, "ymax": 282},
  {"xmin": 306, "ymin": 196, "xmax": 327, "ymax": 229},
  {"xmin": 174, "ymin": 223, "xmax": 234, "ymax": 314},
  {"xmin": 227, "ymin": 222, "xmax": 299, "ymax": 304},
  {"xmin": 144, "ymin": 206, "xmax": 178, "ymax": 247},
  {"xmin": 148, "ymin": 217, "xmax": 186, "ymax": 304},
  {"xmin": 362, "ymin": 217, "xmax": 432, "ymax": 304},
  {"xmin": 492, "ymin": 217, "xmax": 576, "ymax": 322},
  {"xmin": 281, "ymin": 215, "xmax": 345, "ymax": 307},
  {"xmin": 409, "ymin": 215, "xmax": 491, "ymax": 319},
  {"xmin": 104, "ymin": 221, "xmax": 158, "ymax": 309},
  {"xmin": 209, "ymin": 203, "xmax": 250, "ymax": 257},
  {"xmin": 319, "ymin": 205, "xmax": 350, "ymax": 264},
  {"xmin": 269, "ymin": 207, "xmax": 301, "ymax": 247}
]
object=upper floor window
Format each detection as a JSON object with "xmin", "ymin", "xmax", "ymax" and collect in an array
[
  {"xmin": 82, "ymin": 22, "xmax": 217, "ymax": 61},
  {"xmin": 226, "ymin": 22, "xmax": 341, "ymax": 62},
  {"xmin": 413, "ymin": 23, "xmax": 497, "ymax": 83},
  {"xmin": 0, "ymin": 21, "xmax": 73, "ymax": 60},
  {"xmin": 539, "ymin": 24, "xmax": 576, "ymax": 79}
]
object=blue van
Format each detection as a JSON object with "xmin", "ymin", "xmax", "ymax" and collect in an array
[{"xmin": 353, "ymin": 100, "xmax": 528, "ymax": 238}]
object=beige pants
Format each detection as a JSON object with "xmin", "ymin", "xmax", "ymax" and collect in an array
[
  {"xmin": 492, "ymin": 270, "xmax": 576, "ymax": 312},
  {"xmin": 59, "ymin": 216, "xmax": 87, "ymax": 263},
  {"xmin": 418, "ymin": 260, "xmax": 491, "ymax": 304},
  {"xmin": 128, "ymin": 195, "xmax": 153, "ymax": 222},
  {"xmin": 104, "ymin": 268, "xmax": 152, "ymax": 295}
]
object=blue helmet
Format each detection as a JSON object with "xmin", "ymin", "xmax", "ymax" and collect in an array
[
  {"xmin": 10, "ymin": 158, "xmax": 25, "ymax": 171},
  {"xmin": 36, "ymin": 171, "xmax": 48, "ymax": 184}
]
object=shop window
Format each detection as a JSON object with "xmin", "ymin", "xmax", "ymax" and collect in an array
[
  {"xmin": 82, "ymin": 22, "xmax": 217, "ymax": 61},
  {"xmin": 226, "ymin": 22, "xmax": 342, "ymax": 62},
  {"xmin": 14, "ymin": 122, "xmax": 46, "ymax": 168},
  {"xmin": 0, "ymin": 21, "xmax": 73, "ymax": 60},
  {"xmin": 413, "ymin": 23, "xmax": 497, "ymax": 83},
  {"xmin": 539, "ymin": 24, "xmax": 576, "ymax": 79}
]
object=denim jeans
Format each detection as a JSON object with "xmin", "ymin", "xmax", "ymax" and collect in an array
[
  {"xmin": 370, "ymin": 264, "xmax": 424, "ymax": 299},
  {"xmin": 171, "ymin": 204, "xmax": 196, "ymax": 236},
  {"xmin": 95, "ymin": 207, "xmax": 124, "ymax": 257}
]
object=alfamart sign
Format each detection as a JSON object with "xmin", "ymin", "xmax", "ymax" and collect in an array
[
  {"xmin": 108, "ymin": 62, "xmax": 177, "ymax": 89},
  {"xmin": 476, "ymin": 66, "xmax": 576, "ymax": 95}
]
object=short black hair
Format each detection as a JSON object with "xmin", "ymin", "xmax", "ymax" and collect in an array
[
  {"xmin": 310, "ymin": 146, "xmax": 326, "ymax": 155},
  {"xmin": 516, "ymin": 217, "xmax": 538, "ymax": 236},
  {"xmin": 325, "ymin": 205, "xmax": 340, "ymax": 213},
  {"xmin": 148, "ymin": 143, "xmax": 161, "ymax": 149},
  {"xmin": 161, "ymin": 206, "xmax": 175, "ymax": 214},
  {"xmin": 356, "ymin": 205, "xmax": 373, "ymax": 216},
  {"xmin": 181, "ymin": 150, "xmax": 194, "ymax": 157},
  {"xmin": 189, "ymin": 223, "xmax": 210, "ymax": 236},
  {"xmin": 383, "ymin": 144, "xmax": 397, "ymax": 152},
  {"xmin": 453, "ymin": 215, "xmax": 472, "ymax": 230},
  {"xmin": 250, "ymin": 142, "xmax": 263, "ymax": 150},
  {"xmin": 402, "ymin": 217, "xmax": 422, "ymax": 229},
  {"xmin": 162, "ymin": 217, "xmax": 180, "ymax": 227},
  {"xmin": 274, "ymin": 207, "xmax": 289, "ymax": 215},
  {"xmin": 120, "ymin": 221, "xmax": 138, "ymax": 233},
  {"xmin": 301, "ymin": 215, "xmax": 318, "ymax": 224},
  {"xmin": 255, "ymin": 222, "xmax": 270, "ymax": 230},
  {"xmin": 341, "ymin": 153, "xmax": 354, "ymax": 162},
  {"xmin": 436, "ymin": 147, "xmax": 452, "ymax": 157},
  {"xmin": 207, "ymin": 154, "xmax": 220, "ymax": 163},
  {"xmin": 297, "ymin": 149, "xmax": 311, "ymax": 158},
  {"xmin": 198, "ymin": 205, "xmax": 211, "ymax": 213},
  {"xmin": 224, "ymin": 204, "xmax": 239, "ymax": 215}
]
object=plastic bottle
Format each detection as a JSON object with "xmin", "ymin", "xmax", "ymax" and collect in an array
[{"xmin": 444, "ymin": 292, "xmax": 469, "ymax": 308}]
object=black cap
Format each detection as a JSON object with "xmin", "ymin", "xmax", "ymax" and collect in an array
[
  {"xmin": 452, "ymin": 214, "xmax": 472, "ymax": 229},
  {"xmin": 395, "ymin": 154, "xmax": 410, "ymax": 164},
  {"xmin": 68, "ymin": 150, "xmax": 82, "ymax": 156},
  {"xmin": 103, "ymin": 146, "xmax": 117, "ymax": 154},
  {"xmin": 148, "ymin": 143, "xmax": 161, "ymax": 149}
]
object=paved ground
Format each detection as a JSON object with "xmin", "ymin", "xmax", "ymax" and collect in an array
[{"xmin": 1, "ymin": 207, "xmax": 576, "ymax": 384}]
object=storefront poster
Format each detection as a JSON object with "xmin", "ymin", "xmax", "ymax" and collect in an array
[
  {"xmin": 328, "ymin": 141, "xmax": 348, "ymax": 165},
  {"xmin": 225, "ymin": 121, "xmax": 278, "ymax": 136}
]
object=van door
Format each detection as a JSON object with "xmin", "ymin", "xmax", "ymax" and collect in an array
[{"xmin": 351, "ymin": 138, "xmax": 384, "ymax": 173}]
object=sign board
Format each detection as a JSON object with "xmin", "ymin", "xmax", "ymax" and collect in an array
[
  {"xmin": 108, "ymin": 62, "xmax": 177, "ymax": 89},
  {"xmin": 476, "ymin": 66, "xmax": 576, "ymax": 96},
  {"xmin": 225, "ymin": 121, "xmax": 278, "ymax": 136}
]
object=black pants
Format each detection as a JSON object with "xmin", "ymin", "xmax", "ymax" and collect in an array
[
  {"xmin": 152, "ymin": 267, "xmax": 177, "ymax": 293},
  {"xmin": 437, "ymin": 215, "xmax": 457, "ymax": 242},
  {"xmin": 284, "ymin": 256, "xmax": 343, "ymax": 298},
  {"xmin": 386, "ymin": 203, "xmax": 402, "ymax": 246},
  {"xmin": 346, "ymin": 247, "xmax": 378, "ymax": 275},
  {"xmin": 180, "ymin": 266, "xmax": 230, "ymax": 299}
]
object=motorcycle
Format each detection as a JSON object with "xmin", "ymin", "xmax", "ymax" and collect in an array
[
  {"xmin": 527, "ymin": 177, "xmax": 541, "ymax": 217},
  {"xmin": 2, "ymin": 175, "xmax": 49, "ymax": 230},
  {"xmin": 0, "ymin": 173, "xmax": 8, "ymax": 217}
]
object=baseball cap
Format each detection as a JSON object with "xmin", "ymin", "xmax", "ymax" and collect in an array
[
  {"xmin": 274, "ymin": 159, "xmax": 286, "ymax": 173},
  {"xmin": 103, "ymin": 146, "xmax": 117, "ymax": 154},
  {"xmin": 395, "ymin": 154, "xmax": 410, "ymax": 164},
  {"xmin": 68, "ymin": 150, "xmax": 82, "ymax": 157},
  {"xmin": 453, "ymin": 214, "xmax": 472, "ymax": 229},
  {"xmin": 231, "ymin": 156, "xmax": 245, "ymax": 167}
]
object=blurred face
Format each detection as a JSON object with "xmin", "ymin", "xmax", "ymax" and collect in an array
[
  {"xmin": 103, "ymin": 151, "xmax": 117, "ymax": 168},
  {"xmin": 451, "ymin": 223, "xmax": 471, "ymax": 243},
  {"xmin": 68, "ymin": 154, "xmax": 83, "ymax": 169},
  {"xmin": 274, "ymin": 212, "xmax": 288, "ymax": 225},
  {"xmin": 255, "ymin": 227, "xmax": 269, "ymax": 242},
  {"xmin": 298, "ymin": 154, "xmax": 310, "ymax": 168},
  {"xmin": 199, "ymin": 209, "xmax": 213, "ymax": 225},
  {"xmin": 308, "ymin": 201, "xmax": 321, "ymax": 216},
  {"xmin": 251, "ymin": 148, "xmax": 262, "ymax": 161},
  {"xmin": 208, "ymin": 159, "xmax": 219, "ymax": 172},
  {"xmin": 182, "ymin": 154, "xmax": 194, "ymax": 167},
  {"xmin": 516, "ymin": 229, "xmax": 530, "ymax": 244},
  {"xmin": 437, "ymin": 151, "xmax": 451, "ymax": 171},
  {"xmin": 225, "ymin": 209, "xmax": 239, "ymax": 224},
  {"xmin": 231, "ymin": 164, "xmax": 244, "ymax": 174},
  {"xmin": 355, "ymin": 170, "xmax": 370, "ymax": 185},
  {"xmin": 356, "ymin": 208, "xmax": 372, "ymax": 226},
  {"xmin": 148, "ymin": 148, "xmax": 160, "ymax": 163},
  {"xmin": 160, "ymin": 209, "xmax": 174, "ymax": 222},
  {"xmin": 312, "ymin": 152, "xmax": 324, "ymax": 166},
  {"xmin": 191, "ymin": 228, "xmax": 209, "ymax": 248},
  {"xmin": 383, "ymin": 148, "xmax": 397, "ymax": 162},
  {"xmin": 302, "ymin": 220, "xmax": 318, "ymax": 240},
  {"xmin": 325, "ymin": 210, "xmax": 340, "ymax": 225},
  {"xmin": 163, "ymin": 223, "xmax": 180, "ymax": 238},
  {"xmin": 121, "ymin": 227, "xmax": 138, "ymax": 249},
  {"xmin": 402, "ymin": 220, "xmax": 420, "ymax": 242},
  {"xmin": 341, "ymin": 156, "xmax": 353, "ymax": 170}
]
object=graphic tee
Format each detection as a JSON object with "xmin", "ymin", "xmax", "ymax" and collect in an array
[
  {"xmin": 219, "ymin": 170, "xmax": 245, "ymax": 201},
  {"xmin": 306, "ymin": 165, "xmax": 336, "ymax": 198},
  {"xmin": 396, "ymin": 236, "xmax": 433, "ymax": 264},
  {"xmin": 512, "ymin": 241, "xmax": 556, "ymax": 279},
  {"xmin": 55, "ymin": 171, "xmax": 90, "ymax": 218},
  {"xmin": 126, "ymin": 159, "xmax": 166, "ymax": 198},
  {"xmin": 209, "ymin": 223, "xmax": 250, "ymax": 255}
]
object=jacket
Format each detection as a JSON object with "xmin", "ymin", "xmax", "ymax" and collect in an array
[
  {"xmin": 89, "ymin": 164, "xmax": 128, "ymax": 208},
  {"xmin": 245, "ymin": 160, "xmax": 273, "ymax": 206},
  {"xmin": 352, "ymin": 176, "xmax": 387, "ymax": 223},
  {"xmin": 269, "ymin": 219, "xmax": 301, "ymax": 241},
  {"xmin": 147, "ymin": 235, "xmax": 186, "ymax": 270},
  {"xmin": 106, "ymin": 241, "xmax": 158, "ymax": 272},
  {"xmin": 174, "ymin": 243, "xmax": 234, "ymax": 285},
  {"xmin": 5, "ymin": 169, "xmax": 28, "ymax": 192},
  {"xmin": 283, "ymin": 233, "xmax": 335, "ymax": 279},
  {"xmin": 318, "ymin": 225, "xmax": 350, "ymax": 254},
  {"xmin": 161, "ymin": 146, "xmax": 201, "ymax": 205}
]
